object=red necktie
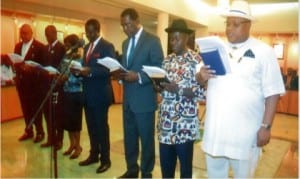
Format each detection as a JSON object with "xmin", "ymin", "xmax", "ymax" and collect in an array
[{"xmin": 85, "ymin": 43, "xmax": 94, "ymax": 63}]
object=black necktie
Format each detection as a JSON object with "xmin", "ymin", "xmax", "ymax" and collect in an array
[{"xmin": 127, "ymin": 36, "xmax": 135, "ymax": 65}]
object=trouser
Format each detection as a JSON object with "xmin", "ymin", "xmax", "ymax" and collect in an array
[
  {"xmin": 43, "ymin": 91, "xmax": 64, "ymax": 144},
  {"xmin": 15, "ymin": 67, "xmax": 44, "ymax": 135},
  {"xmin": 123, "ymin": 106, "xmax": 155, "ymax": 176},
  {"xmin": 205, "ymin": 147, "xmax": 261, "ymax": 178},
  {"xmin": 84, "ymin": 104, "xmax": 110, "ymax": 163},
  {"xmin": 159, "ymin": 141, "xmax": 194, "ymax": 178}
]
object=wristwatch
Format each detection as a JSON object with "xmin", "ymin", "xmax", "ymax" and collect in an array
[{"xmin": 261, "ymin": 123, "xmax": 271, "ymax": 130}]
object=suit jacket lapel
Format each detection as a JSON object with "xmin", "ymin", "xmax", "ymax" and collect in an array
[
  {"xmin": 127, "ymin": 30, "xmax": 145, "ymax": 68},
  {"xmin": 123, "ymin": 39, "xmax": 130, "ymax": 68},
  {"xmin": 84, "ymin": 40, "xmax": 102, "ymax": 65}
]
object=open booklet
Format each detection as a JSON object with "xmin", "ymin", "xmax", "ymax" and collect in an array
[
  {"xmin": 43, "ymin": 66, "xmax": 60, "ymax": 74},
  {"xmin": 195, "ymin": 36, "xmax": 231, "ymax": 75},
  {"xmin": 142, "ymin": 65, "xmax": 170, "ymax": 88},
  {"xmin": 97, "ymin": 57, "xmax": 128, "ymax": 73},
  {"xmin": 24, "ymin": 60, "xmax": 59, "ymax": 74},
  {"xmin": 7, "ymin": 53, "xmax": 24, "ymax": 63},
  {"xmin": 64, "ymin": 59, "xmax": 83, "ymax": 70}
]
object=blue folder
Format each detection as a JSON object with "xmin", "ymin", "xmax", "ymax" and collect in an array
[{"xmin": 200, "ymin": 49, "xmax": 226, "ymax": 75}]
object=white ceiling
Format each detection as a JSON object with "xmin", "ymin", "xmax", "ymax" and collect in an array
[
  {"xmin": 203, "ymin": 0, "xmax": 298, "ymax": 5},
  {"xmin": 2, "ymin": 0, "xmax": 299, "ymax": 33}
]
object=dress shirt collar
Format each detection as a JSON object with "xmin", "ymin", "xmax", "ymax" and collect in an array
[
  {"xmin": 132, "ymin": 26, "xmax": 143, "ymax": 43},
  {"xmin": 23, "ymin": 38, "xmax": 34, "ymax": 46},
  {"xmin": 21, "ymin": 38, "xmax": 34, "ymax": 57},
  {"xmin": 126, "ymin": 28, "xmax": 142, "ymax": 61},
  {"xmin": 228, "ymin": 38, "xmax": 250, "ymax": 50},
  {"xmin": 90, "ymin": 36, "xmax": 101, "ymax": 50},
  {"xmin": 50, "ymin": 39, "xmax": 58, "ymax": 48},
  {"xmin": 127, "ymin": 27, "xmax": 143, "ymax": 53}
]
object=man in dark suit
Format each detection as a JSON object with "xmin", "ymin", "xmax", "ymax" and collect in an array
[
  {"xmin": 117, "ymin": 8, "xmax": 164, "ymax": 178},
  {"xmin": 40, "ymin": 25, "xmax": 66, "ymax": 149},
  {"xmin": 14, "ymin": 24, "xmax": 46, "ymax": 143},
  {"xmin": 73, "ymin": 18, "xmax": 115, "ymax": 174}
]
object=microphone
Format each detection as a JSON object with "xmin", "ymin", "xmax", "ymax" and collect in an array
[
  {"xmin": 65, "ymin": 39, "xmax": 85, "ymax": 57},
  {"xmin": 69, "ymin": 39, "xmax": 85, "ymax": 52}
]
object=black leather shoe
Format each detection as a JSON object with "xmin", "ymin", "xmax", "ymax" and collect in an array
[
  {"xmin": 119, "ymin": 171, "xmax": 139, "ymax": 178},
  {"xmin": 79, "ymin": 157, "xmax": 99, "ymax": 166},
  {"xmin": 142, "ymin": 173, "xmax": 152, "ymax": 178},
  {"xmin": 33, "ymin": 133, "xmax": 44, "ymax": 143},
  {"xmin": 19, "ymin": 133, "xmax": 34, "ymax": 141},
  {"xmin": 96, "ymin": 162, "xmax": 111, "ymax": 173}
]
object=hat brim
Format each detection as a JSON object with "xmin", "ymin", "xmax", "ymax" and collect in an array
[
  {"xmin": 165, "ymin": 27, "xmax": 194, "ymax": 34},
  {"xmin": 221, "ymin": 12, "xmax": 256, "ymax": 21}
]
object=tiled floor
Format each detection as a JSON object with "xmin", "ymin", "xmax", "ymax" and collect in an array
[{"xmin": 1, "ymin": 104, "xmax": 298, "ymax": 178}]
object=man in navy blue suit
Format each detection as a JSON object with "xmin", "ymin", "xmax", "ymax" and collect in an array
[
  {"xmin": 74, "ymin": 18, "xmax": 115, "ymax": 174},
  {"xmin": 116, "ymin": 8, "xmax": 164, "ymax": 178}
]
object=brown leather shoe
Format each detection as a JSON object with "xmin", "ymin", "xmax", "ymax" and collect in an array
[
  {"xmin": 19, "ymin": 133, "xmax": 34, "ymax": 141},
  {"xmin": 63, "ymin": 146, "xmax": 75, "ymax": 155},
  {"xmin": 33, "ymin": 133, "xmax": 44, "ymax": 143},
  {"xmin": 40, "ymin": 141, "xmax": 52, "ymax": 148},
  {"xmin": 70, "ymin": 147, "xmax": 82, "ymax": 159},
  {"xmin": 55, "ymin": 142, "xmax": 63, "ymax": 150}
]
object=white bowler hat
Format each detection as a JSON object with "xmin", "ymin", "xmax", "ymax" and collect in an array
[{"xmin": 222, "ymin": 0, "xmax": 256, "ymax": 21}]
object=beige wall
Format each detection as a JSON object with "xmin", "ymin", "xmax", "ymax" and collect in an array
[
  {"xmin": 1, "ymin": 11, "xmax": 298, "ymax": 72},
  {"xmin": 1, "ymin": 14, "xmax": 85, "ymax": 53},
  {"xmin": 1, "ymin": 16, "xmax": 17, "ymax": 54},
  {"xmin": 1, "ymin": 14, "xmax": 129, "ymax": 54},
  {"xmin": 131, "ymin": 0, "xmax": 210, "ymax": 26}
]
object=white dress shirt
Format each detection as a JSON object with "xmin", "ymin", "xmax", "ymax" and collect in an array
[{"xmin": 21, "ymin": 38, "xmax": 33, "ymax": 57}]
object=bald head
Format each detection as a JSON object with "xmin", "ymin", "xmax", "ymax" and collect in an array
[
  {"xmin": 20, "ymin": 24, "xmax": 33, "ymax": 43},
  {"xmin": 45, "ymin": 25, "xmax": 57, "ymax": 44}
]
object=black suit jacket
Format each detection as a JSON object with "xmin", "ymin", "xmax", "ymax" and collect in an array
[
  {"xmin": 82, "ymin": 37, "xmax": 115, "ymax": 107},
  {"xmin": 13, "ymin": 39, "xmax": 46, "ymax": 121},
  {"xmin": 41, "ymin": 41, "xmax": 66, "ymax": 123},
  {"xmin": 13, "ymin": 39, "xmax": 46, "ymax": 79},
  {"xmin": 45, "ymin": 41, "xmax": 66, "ymax": 68},
  {"xmin": 39, "ymin": 41, "xmax": 66, "ymax": 92},
  {"xmin": 13, "ymin": 39, "xmax": 46, "ymax": 93},
  {"xmin": 14, "ymin": 39, "xmax": 46, "ymax": 64}
]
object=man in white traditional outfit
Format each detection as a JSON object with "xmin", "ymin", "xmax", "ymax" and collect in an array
[{"xmin": 196, "ymin": 0, "xmax": 285, "ymax": 178}]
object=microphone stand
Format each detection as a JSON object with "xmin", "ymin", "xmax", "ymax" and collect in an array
[{"xmin": 26, "ymin": 51, "xmax": 78, "ymax": 178}]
